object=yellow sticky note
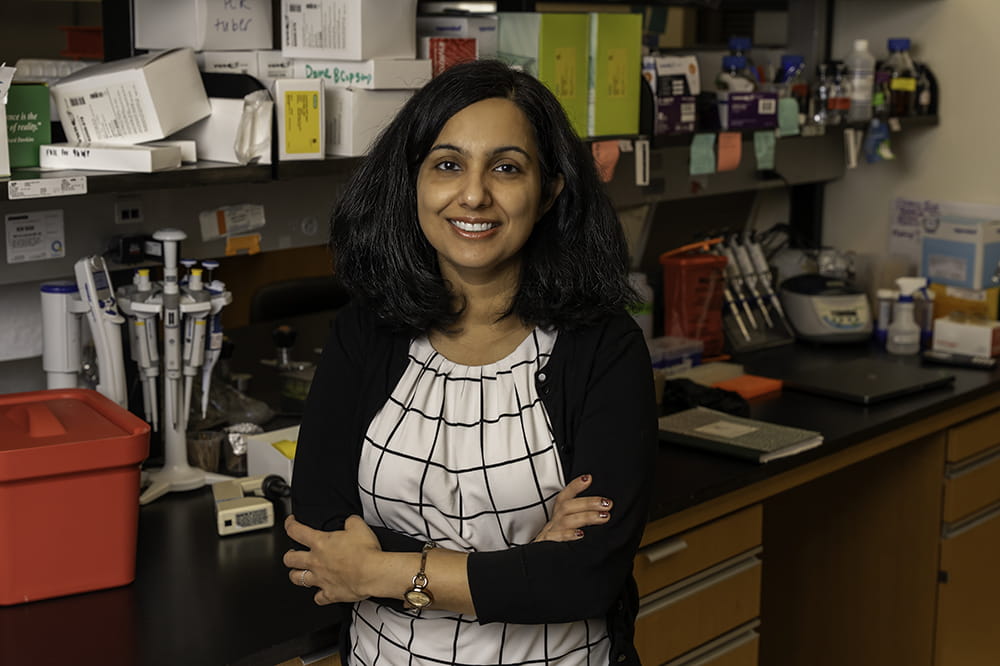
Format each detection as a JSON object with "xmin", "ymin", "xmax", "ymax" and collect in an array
[
  {"xmin": 271, "ymin": 439, "xmax": 297, "ymax": 460},
  {"xmin": 717, "ymin": 132, "xmax": 742, "ymax": 172}
]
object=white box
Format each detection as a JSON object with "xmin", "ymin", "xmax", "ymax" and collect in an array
[
  {"xmin": 39, "ymin": 143, "xmax": 182, "ymax": 172},
  {"xmin": 134, "ymin": 0, "xmax": 273, "ymax": 51},
  {"xmin": 51, "ymin": 49, "xmax": 211, "ymax": 145},
  {"xmin": 325, "ymin": 87, "xmax": 411, "ymax": 157},
  {"xmin": 246, "ymin": 425, "xmax": 299, "ymax": 484},
  {"xmin": 417, "ymin": 15, "xmax": 498, "ymax": 58},
  {"xmin": 256, "ymin": 49, "xmax": 295, "ymax": 85},
  {"xmin": 291, "ymin": 58, "xmax": 431, "ymax": 90},
  {"xmin": 933, "ymin": 317, "xmax": 1000, "ymax": 357},
  {"xmin": 200, "ymin": 50, "xmax": 260, "ymax": 77},
  {"xmin": 274, "ymin": 78, "xmax": 325, "ymax": 160},
  {"xmin": 921, "ymin": 201, "xmax": 1000, "ymax": 290},
  {"xmin": 173, "ymin": 97, "xmax": 273, "ymax": 165},
  {"xmin": 146, "ymin": 139, "xmax": 198, "ymax": 163},
  {"xmin": 0, "ymin": 101, "xmax": 9, "ymax": 177},
  {"xmin": 281, "ymin": 0, "xmax": 417, "ymax": 60}
]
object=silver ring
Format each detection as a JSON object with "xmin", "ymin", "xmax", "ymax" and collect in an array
[{"xmin": 300, "ymin": 569, "xmax": 310, "ymax": 587}]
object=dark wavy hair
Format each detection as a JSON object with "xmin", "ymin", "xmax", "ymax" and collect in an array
[{"xmin": 330, "ymin": 59, "xmax": 634, "ymax": 334}]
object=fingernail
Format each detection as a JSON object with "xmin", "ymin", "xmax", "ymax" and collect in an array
[
  {"xmin": 600, "ymin": 498, "xmax": 611, "ymax": 508},
  {"xmin": 580, "ymin": 474, "xmax": 590, "ymax": 483},
  {"xmin": 575, "ymin": 529, "xmax": 584, "ymax": 538},
  {"xmin": 599, "ymin": 511, "xmax": 610, "ymax": 519}
]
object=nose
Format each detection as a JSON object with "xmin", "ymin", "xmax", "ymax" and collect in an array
[{"xmin": 460, "ymin": 172, "xmax": 492, "ymax": 209}]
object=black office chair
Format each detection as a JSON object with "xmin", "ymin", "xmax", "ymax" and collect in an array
[{"xmin": 248, "ymin": 275, "xmax": 351, "ymax": 324}]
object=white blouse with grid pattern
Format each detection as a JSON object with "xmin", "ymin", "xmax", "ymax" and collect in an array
[{"xmin": 350, "ymin": 328, "xmax": 611, "ymax": 665}]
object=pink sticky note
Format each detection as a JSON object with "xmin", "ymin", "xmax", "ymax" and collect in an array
[
  {"xmin": 717, "ymin": 132, "xmax": 742, "ymax": 172},
  {"xmin": 591, "ymin": 140, "xmax": 621, "ymax": 183}
]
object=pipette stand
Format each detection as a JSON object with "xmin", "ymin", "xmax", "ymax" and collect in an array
[{"xmin": 117, "ymin": 229, "xmax": 234, "ymax": 505}]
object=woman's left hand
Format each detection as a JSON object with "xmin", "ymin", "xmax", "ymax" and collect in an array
[{"xmin": 284, "ymin": 514, "xmax": 382, "ymax": 605}]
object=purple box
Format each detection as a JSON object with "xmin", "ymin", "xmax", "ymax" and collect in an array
[
  {"xmin": 655, "ymin": 95, "xmax": 697, "ymax": 135},
  {"xmin": 723, "ymin": 92, "xmax": 777, "ymax": 130}
]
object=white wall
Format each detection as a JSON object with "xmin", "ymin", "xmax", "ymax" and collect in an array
[{"xmin": 824, "ymin": 0, "xmax": 998, "ymax": 279}]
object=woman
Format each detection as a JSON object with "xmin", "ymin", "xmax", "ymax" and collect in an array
[{"xmin": 284, "ymin": 60, "xmax": 658, "ymax": 665}]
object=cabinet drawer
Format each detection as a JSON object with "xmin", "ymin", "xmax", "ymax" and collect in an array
[
  {"xmin": 664, "ymin": 622, "xmax": 759, "ymax": 666},
  {"xmin": 635, "ymin": 505, "xmax": 762, "ymax": 597},
  {"xmin": 947, "ymin": 410, "xmax": 1000, "ymax": 462},
  {"xmin": 635, "ymin": 551, "xmax": 761, "ymax": 666},
  {"xmin": 943, "ymin": 444, "xmax": 1000, "ymax": 522}
]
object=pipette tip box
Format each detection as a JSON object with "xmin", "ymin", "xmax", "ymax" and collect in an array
[{"xmin": 0, "ymin": 389, "xmax": 149, "ymax": 605}]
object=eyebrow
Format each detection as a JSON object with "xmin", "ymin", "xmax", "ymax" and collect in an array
[{"xmin": 428, "ymin": 143, "xmax": 533, "ymax": 161}]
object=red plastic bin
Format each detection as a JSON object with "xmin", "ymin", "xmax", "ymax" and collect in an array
[
  {"xmin": 660, "ymin": 251, "xmax": 726, "ymax": 356},
  {"xmin": 0, "ymin": 389, "xmax": 149, "ymax": 605}
]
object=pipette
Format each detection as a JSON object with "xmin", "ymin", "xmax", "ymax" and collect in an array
[
  {"xmin": 716, "ymin": 244, "xmax": 758, "ymax": 330},
  {"xmin": 730, "ymin": 237, "xmax": 774, "ymax": 329},
  {"xmin": 73, "ymin": 255, "xmax": 128, "ymax": 407},
  {"xmin": 155, "ymin": 229, "xmax": 185, "ymax": 431},
  {"xmin": 745, "ymin": 234, "xmax": 794, "ymax": 334},
  {"xmin": 200, "ymin": 260, "xmax": 228, "ymax": 419}
]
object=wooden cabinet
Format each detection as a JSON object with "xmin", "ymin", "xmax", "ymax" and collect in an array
[
  {"xmin": 935, "ymin": 409, "xmax": 1000, "ymax": 666},
  {"xmin": 634, "ymin": 505, "xmax": 762, "ymax": 665}
]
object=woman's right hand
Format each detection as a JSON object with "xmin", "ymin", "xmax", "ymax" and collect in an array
[{"xmin": 533, "ymin": 474, "xmax": 612, "ymax": 543}]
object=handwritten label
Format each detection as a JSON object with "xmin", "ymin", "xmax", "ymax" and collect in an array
[
  {"xmin": 889, "ymin": 197, "xmax": 929, "ymax": 264},
  {"xmin": 303, "ymin": 64, "xmax": 373, "ymax": 86}
]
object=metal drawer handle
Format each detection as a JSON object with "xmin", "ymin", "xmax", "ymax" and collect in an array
[{"xmin": 640, "ymin": 536, "xmax": 689, "ymax": 564}]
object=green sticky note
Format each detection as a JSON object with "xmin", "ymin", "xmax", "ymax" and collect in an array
[
  {"xmin": 754, "ymin": 131, "xmax": 776, "ymax": 170},
  {"xmin": 689, "ymin": 132, "xmax": 716, "ymax": 175},
  {"xmin": 777, "ymin": 97, "xmax": 800, "ymax": 137}
]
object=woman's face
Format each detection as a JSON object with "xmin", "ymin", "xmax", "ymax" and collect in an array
[{"xmin": 416, "ymin": 97, "xmax": 560, "ymax": 287}]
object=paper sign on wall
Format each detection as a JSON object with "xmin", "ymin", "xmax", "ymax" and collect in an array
[{"xmin": 5, "ymin": 209, "xmax": 65, "ymax": 264}]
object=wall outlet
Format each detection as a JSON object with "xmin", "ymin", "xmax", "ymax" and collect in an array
[{"xmin": 114, "ymin": 197, "xmax": 144, "ymax": 225}]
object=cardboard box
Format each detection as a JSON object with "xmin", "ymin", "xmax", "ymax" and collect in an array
[
  {"xmin": 39, "ymin": 142, "xmax": 182, "ymax": 172},
  {"xmin": 5, "ymin": 82, "xmax": 51, "ymax": 168},
  {"xmin": 720, "ymin": 91, "xmax": 778, "ymax": 130},
  {"xmin": 498, "ymin": 12, "xmax": 590, "ymax": 137},
  {"xmin": 173, "ymin": 97, "xmax": 272, "ymax": 164},
  {"xmin": 200, "ymin": 50, "xmax": 260, "ymax": 77},
  {"xmin": 274, "ymin": 78, "xmax": 324, "ymax": 160},
  {"xmin": 922, "ymin": 205, "xmax": 1000, "ymax": 290},
  {"xmin": 933, "ymin": 317, "xmax": 1000, "ymax": 357},
  {"xmin": 325, "ymin": 87, "xmax": 412, "ymax": 157},
  {"xmin": 51, "ymin": 48, "xmax": 211, "ymax": 145},
  {"xmin": 420, "ymin": 37, "xmax": 478, "ymax": 77},
  {"xmin": 292, "ymin": 58, "xmax": 431, "ymax": 89},
  {"xmin": 643, "ymin": 5, "xmax": 696, "ymax": 49},
  {"xmin": 134, "ymin": 0, "xmax": 274, "ymax": 51},
  {"xmin": 655, "ymin": 95, "xmax": 697, "ymax": 136},
  {"xmin": 0, "ymin": 389, "xmax": 150, "ymax": 605},
  {"xmin": 588, "ymin": 12, "xmax": 642, "ymax": 137},
  {"xmin": 281, "ymin": 0, "xmax": 417, "ymax": 60},
  {"xmin": 246, "ymin": 425, "xmax": 299, "ymax": 484},
  {"xmin": 929, "ymin": 283, "xmax": 1000, "ymax": 321},
  {"xmin": 417, "ymin": 15, "xmax": 498, "ymax": 58}
]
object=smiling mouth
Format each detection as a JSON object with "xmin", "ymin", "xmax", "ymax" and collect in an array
[{"xmin": 449, "ymin": 219, "xmax": 499, "ymax": 233}]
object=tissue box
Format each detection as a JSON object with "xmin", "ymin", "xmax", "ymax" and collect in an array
[
  {"xmin": 417, "ymin": 15, "xmax": 498, "ymax": 58},
  {"xmin": 281, "ymin": 0, "xmax": 417, "ymax": 60},
  {"xmin": 273, "ymin": 78, "xmax": 324, "ymax": 161},
  {"xmin": 51, "ymin": 48, "xmax": 211, "ymax": 145},
  {"xmin": 134, "ymin": 0, "xmax": 274, "ymax": 51},
  {"xmin": 498, "ymin": 12, "xmax": 590, "ymax": 137},
  {"xmin": 292, "ymin": 59, "xmax": 431, "ymax": 90},
  {"xmin": 933, "ymin": 317, "xmax": 1000, "ymax": 357},
  {"xmin": 0, "ymin": 389, "xmax": 150, "ymax": 605},
  {"xmin": 325, "ymin": 87, "xmax": 411, "ymax": 157},
  {"xmin": 922, "ymin": 211, "xmax": 1000, "ymax": 290},
  {"xmin": 587, "ymin": 12, "xmax": 642, "ymax": 137},
  {"xmin": 174, "ymin": 97, "xmax": 272, "ymax": 165},
  {"xmin": 246, "ymin": 425, "xmax": 298, "ymax": 484}
]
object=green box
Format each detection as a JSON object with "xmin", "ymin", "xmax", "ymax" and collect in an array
[
  {"xmin": 588, "ymin": 12, "xmax": 642, "ymax": 137},
  {"xmin": 498, "ymin": 12, "xmax": 590, "ymax": 137},
  {"xmin": 6, "ymin": 83, "xmax": 51, "ymax": 168}
]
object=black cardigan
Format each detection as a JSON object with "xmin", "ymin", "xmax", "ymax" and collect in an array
[{"xmin": 292, "ymin": 302, "xmax": 658, "ymax": 665}]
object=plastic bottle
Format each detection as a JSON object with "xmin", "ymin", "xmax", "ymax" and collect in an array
[
  {"xmin": 716, "ymin": 55, "xmax": 757, "ymax": 129},
  {"xmin": 886, "ymin": 277, "xmax": 926, "ymax": 355},
  {"xmin": 874, "ymin": 288, "xmax": 896, "ymax": 349},
  {"xmin": 628, "ymin": 272, "xmax": 654, "ymax": 342},
  {"xmin": 845, "ymin": 38, "xmax": 875, "ymax": 123},
  {"xmin": 882, "ymin": 38, "xmax": 918, "ymax": 117},
  {"xmin": 728, "ymin": 36, "xmax": 758, "ymax": 82}
]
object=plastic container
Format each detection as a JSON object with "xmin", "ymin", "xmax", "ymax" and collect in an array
[
  {"xmin": 845, "ymin": 39, "xmax": 875, "ymax": 123},
  {"xmin": 887, "ymin": 277, "xmax": 926, "ymax": 355},
  {"xmin": 0, "ymin": 389, "xmax": 150, "ymax": 605},
  {"xmin": 648, "ymin": 336, "xmax": 704, "ymax": 373},
  {"xmin": 660, "ymin": 251, "xmax": 727, "ymax": 356}
]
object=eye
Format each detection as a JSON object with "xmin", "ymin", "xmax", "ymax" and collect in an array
[
  {"xmin": 434, "ymin": 160, "xmax": 461, "ymax": 172},
  {"xmin": 494, "ymin": 162, "xmax": 521, "ymax": 175}
]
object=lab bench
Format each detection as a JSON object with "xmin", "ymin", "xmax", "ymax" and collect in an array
[{"xmin": 2, "ymin": 333, "xmax": 999, "ymax": 666}]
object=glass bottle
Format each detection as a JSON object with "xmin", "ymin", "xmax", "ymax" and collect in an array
[
  {"xmin": 811, "ymin": 63, "xmax": 830, "ymax": 126},
  {"xmin": 828, "ymin": 62, "xmax": 852, "ymax": 125},
  {"xmin": 882, "ymin": 38, "xmax": 917, "ymax": 117}
]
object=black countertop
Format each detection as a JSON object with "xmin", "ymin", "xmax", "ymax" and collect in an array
[{"xmin": 3, "ymin": 323, "xmax": 998, "ymax": 666}]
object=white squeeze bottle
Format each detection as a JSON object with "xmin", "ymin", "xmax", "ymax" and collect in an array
[
  {"xmin": 846, "ymin": 38, "xmax": 876, "ymax": 123},
  {"xmin": 886, "ymin": 277, "xmax": 926, "ymax": 355}
]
